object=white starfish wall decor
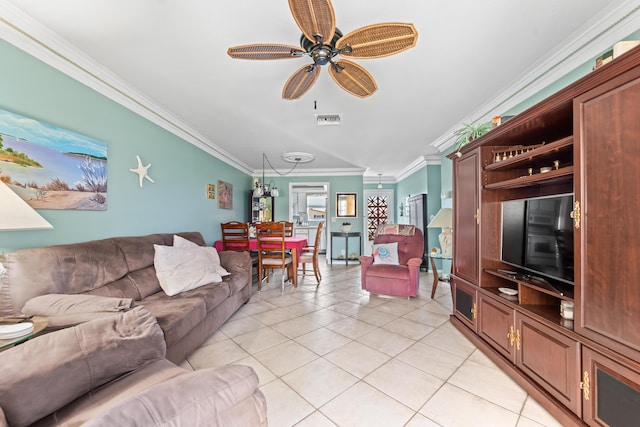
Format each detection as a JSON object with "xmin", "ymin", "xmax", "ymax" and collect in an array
[{"xmin": 130, "ymin": 155, "xmax": 154, "ymax": 188}]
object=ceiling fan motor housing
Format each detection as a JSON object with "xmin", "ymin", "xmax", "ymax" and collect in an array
[{"xmin": 300, "ymin": 29, "xmax": 343, "ymax": 66}]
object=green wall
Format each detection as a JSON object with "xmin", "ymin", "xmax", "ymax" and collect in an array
[
  {"xmin": 0, "ymin": 39, "xmax": 251, "ymax": 252},
  {"xmin": 267, "ymin": 175, "xmax": 364, "ymax": 234}
]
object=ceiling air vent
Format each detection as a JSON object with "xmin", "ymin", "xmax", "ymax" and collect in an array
[{"xmin": 315, "ymin": 114, "xmax": 341, "ymax": 126}]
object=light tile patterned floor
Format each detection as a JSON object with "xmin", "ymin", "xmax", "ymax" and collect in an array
[{"xmin": 181, "ymin": 257, "xmax": 563, "ymax": 427}]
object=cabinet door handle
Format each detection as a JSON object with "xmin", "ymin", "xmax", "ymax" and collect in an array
[
  {"xmin": 507, "ymin": 326, "xmax": 515, "ymax": 346},
  {"xmin": 570, "ymin": 201, "xmax": 581, "ymax": 229},
  {"xmin": 474, "ymin": 208, "xmax": 480, "ymax": 224},
  {"xmin": 580, "ymin": 371, "xmax": 590, "ymax": 400},
  {"xmin": 471, "ymin": 303, "xmax": 477, "ymax": 320},
  {"xmin": 515, "ymin": 328, "xmax": 521, "ymax": 351}
]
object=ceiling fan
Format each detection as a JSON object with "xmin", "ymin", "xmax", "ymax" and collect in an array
[{"xmin": 227, "ymin": 0, "xmax": 418, "ymax": 100}]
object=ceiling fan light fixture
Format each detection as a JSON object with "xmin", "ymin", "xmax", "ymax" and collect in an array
[
  {"xmin": 227, "ymin": 0, "xmax": 417, "ymax": 100},
  {"xmin": 282, "ymin": 152, "xmax": 314, "ymax": 163}
]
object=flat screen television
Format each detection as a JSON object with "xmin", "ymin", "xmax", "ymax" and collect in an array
[{"xmin": 501, "ymin": 194, "xmax": 574, "ymax": 286}]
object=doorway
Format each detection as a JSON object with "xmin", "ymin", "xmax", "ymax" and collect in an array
[
  {"xmin": 289, "ymin": 182, "xmax": 330, "ymax": 255},
  {"xmin": 363, "ymin": 189, "xmax": 395, "ymax": 255}
]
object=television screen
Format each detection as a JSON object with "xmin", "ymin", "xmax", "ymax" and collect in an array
[{"xmin": 501, "ymin": 194, "xmax": 574, "ymax": 285}]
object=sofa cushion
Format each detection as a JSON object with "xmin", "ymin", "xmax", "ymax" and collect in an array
[
  {"xmin": 127, "ymin": 266, "xmax": 163, "ymax": 299},
  {"xmin": 0, "ymin": 239, "xmax": 128, "ymax": 315},
  {"xmin": 84, "ymin": 274, "xmax": 142, "ymax": 300},
  {"xmin": 179, "ymin": 282, "xmax": 232, "ymax": 313},
  {"xmin": 0, "ymin": 306, "xmax": 165, "ymax": 427},
  {"xmin": 114, "ymin": 233, "xmax": 167, "ymax": 272},
  {"xmin": 141, "ymin": 292, "xmax": 209, "ymax": 347},
  {"xmin": 81, "ymin": 365, "xmax": 267, "ymax": 427},
  {"xmin": 21, "ymin": 294, "xmax": 135, "ymax": 328},
  {"xmin": 365, "ymin": 263, "xmax": 410, "ymax": 280},
  {"xmin": 34, "ymin": 359, "xmax": 187, "ymax": 427},
  {"xmin": 173, "ymin": 235, "xmax": 230, "ymax": 277},
  {"xmin": 154, "ymin": 245, "xmax": 224, "ymax": 296}
]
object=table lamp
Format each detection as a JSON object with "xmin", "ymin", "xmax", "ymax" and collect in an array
[
  {"xmin": 427, "ymin": 208, "xmax": 452, "ymax": 257},
  {"xmin": 0, "ymin": 181, "xmax": 53, "ymax": 230}
]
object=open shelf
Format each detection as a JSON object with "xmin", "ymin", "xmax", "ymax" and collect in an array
[
  {"xmin": 484, "ymin": 166, "xmax": 573, "ymax": 190},
  {"xmin": 484, "ymin": 136, "xmax": 573, "ymax": 172},
  {"xmin": 485, "ymin": 269, "xmax": 574, "ymax": 300}
]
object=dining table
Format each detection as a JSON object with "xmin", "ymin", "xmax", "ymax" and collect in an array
[{"xmin": 213, "ymin": 236, "xmax": 308, "ymax": 286}]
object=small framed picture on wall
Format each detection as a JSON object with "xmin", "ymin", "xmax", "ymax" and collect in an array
[{"xmin": 217, "ymin": 180, "xmax": 233, "ymax": 209}]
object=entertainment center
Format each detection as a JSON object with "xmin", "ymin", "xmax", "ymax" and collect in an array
[{"xmin": 448, "ymin": 45, "xmax": 640, "ymax": 426}]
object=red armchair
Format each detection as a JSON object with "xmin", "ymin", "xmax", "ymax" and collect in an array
[{"xmin": 360, "ymin": 224, "xmax": 424, "ymax": 298}]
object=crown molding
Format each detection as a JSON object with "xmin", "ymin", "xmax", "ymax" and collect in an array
[
  {"xmin": 433, "ymin": 0, "xmax": 640, "ymax": 152},
  {"xmin": 0, "ymin": 1, "xmax": 254, "ymax": 175},
  {"xmin": 255, "ymin": 167, "xmax": 366, "ymax": 179},
  {"xmin": 393, "ymin": 155, "xmax": 441, "ymax": 182}
]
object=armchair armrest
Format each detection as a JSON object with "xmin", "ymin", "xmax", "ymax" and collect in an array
[
  {"xmin": 407, "ymin": 258, "xmax": 422, "ymax": 268},
  {"xmin": 359, "ymin": 255, "xmax": 374, "ymax": 267}
]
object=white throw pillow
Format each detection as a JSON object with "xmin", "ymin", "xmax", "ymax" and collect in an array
[
  {"xmin": 154, "ymin": 245, "xmax": 223, "ymax": 296},
  {"xmin": 173, "ymin": 235, "xmax": 230, "ymax": 277},
  {"xmin": 372, "ymin": 242, "xmax": 400, "ymax": 265}
]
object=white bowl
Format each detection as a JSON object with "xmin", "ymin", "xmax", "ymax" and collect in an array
[{"xmin": 340, "ymin": 225, "xmax": 352, "ymax": 232}]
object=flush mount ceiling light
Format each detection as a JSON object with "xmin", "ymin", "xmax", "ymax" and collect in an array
[{"xmin": 282, "ymin": 152, "xmax": 315, "ymax": 163}]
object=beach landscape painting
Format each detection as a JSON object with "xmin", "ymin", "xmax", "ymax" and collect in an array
[{"xmin": 0, "ymin": 108, "xmax": 107, "ymax": 210}]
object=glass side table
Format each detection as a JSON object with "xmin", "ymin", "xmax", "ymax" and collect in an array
[
  {"xmin": 430, "ymin": 254, "xmax": 452, "ymax": 299},
  {"xmin": 0, "ymin": 316, "xmax": 49, "ymax": 351}
]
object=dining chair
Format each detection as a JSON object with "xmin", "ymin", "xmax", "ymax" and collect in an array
[
  {"xmin": 220, "ymin": 221, "xmax": 259, "ymax": 276},
  {"xmin": 256, "ymin": 222, "xmax": 293, "ymax": 292},
  {"xmin": 279, "ymin": 221, "xmax": 294, "ymax": 237},
  {"xmin": 220, "ymin": 221, "xmax": 251, "ymax": 251},
  {"xmin": 299, "ymin": 222, "xmax": 323, "ymax": 284}
]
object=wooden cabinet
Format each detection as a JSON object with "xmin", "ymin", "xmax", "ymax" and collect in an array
[
  {"xmin": 516, "ymin": 312, "xmax": 581, "ymax": 416},
  {"xmin": 448, "ymin": 46, "xmax": 640, "ymax": 425},
  {"xmin": 478, "ymin": 293, "xmax": 516, "ymax": 361},
  {"xmin": 478, "ymin": 293, "xmax": 581, "ymax": 415},
  {"xmin": 582, "ymin": 346, "xmax": 640, "ymax": 426},
  {"xmin": 574, "ymin": 65, "xmax": 640, "ymax": 362},
  {"xmin": 453, "ymin": 150, "xmax": 481, "ymax": 284},
  {"xmin": 452, "ymin": 277, "xmax": 477, "ymax": 332},
  {"xmin": 249, "ymin": 195, "xmax": 274, "ymax": 223}
]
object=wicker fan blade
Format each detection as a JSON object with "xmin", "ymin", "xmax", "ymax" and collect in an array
[
  {"xmin": 288, "ymin": 0, "xmax": 336, "ymax": 44},
  {"xmin": 328, "ymin": 60, "xmax": 377, "ymax": 98},
  {"xmin": 336, "ymin": 23, "xmax": 418, "ymax": 59},
  {"xmin": 227, "ymin": 44, "xmax": 306, "ymax": 60},
  {"xmin": 282, "ymin": 64, "xmax": 321, "ymax": 100}
]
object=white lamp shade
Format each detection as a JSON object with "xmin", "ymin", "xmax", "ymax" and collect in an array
[
  {"xmin": 428, "ymin": 208, "xmax": 453, "ymax": 257},
  {"xmin": 427, "ymin": 208, "xmax": 452, "ymax": 229},
  {"xmin": 0, "ymin": 181, "xmax": 53, "ymax": 230}
]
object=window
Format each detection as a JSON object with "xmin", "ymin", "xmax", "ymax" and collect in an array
[{"xmin": 367, "ymin": 195, "xmax": 388, "ymax": 240}]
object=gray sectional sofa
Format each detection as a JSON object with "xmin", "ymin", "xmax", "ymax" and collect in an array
[
  {"xmin": 0, "ymin": 231, "xmax": 265, "ymax": 426},
  {"xmin": 0, "ymin": 231, "xmax": 252, "ymax": 363}
]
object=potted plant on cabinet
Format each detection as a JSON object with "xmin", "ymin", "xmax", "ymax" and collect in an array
[{"xmin": 453, "ymin": 120, "xmax": 492, "ymax": 156}]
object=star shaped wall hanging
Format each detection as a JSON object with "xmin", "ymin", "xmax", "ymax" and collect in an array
[{"xmin": 130, "ymin": 155, "xmax": 154, "ymax": 188}]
